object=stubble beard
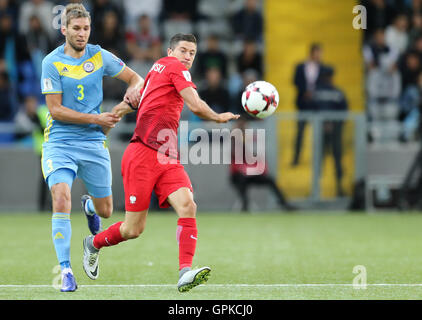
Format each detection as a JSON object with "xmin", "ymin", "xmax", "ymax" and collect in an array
[{"xmin": 68, "ymin": 38, "xmax": 86, "ymax": 52}]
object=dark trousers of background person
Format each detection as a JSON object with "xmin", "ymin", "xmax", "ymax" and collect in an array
[
  {"xmin": 292, "ymin": 120, "xmax": 307, "ymax": 166},
  {"xmin": 319, "ymin": 121, "xmax": 344, "ymax": 196},
  {"xmin": 230, "ymin": 173, "xmax": 293, "ymax": 212}
]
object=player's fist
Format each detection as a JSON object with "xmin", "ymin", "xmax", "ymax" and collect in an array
[
  {"xmin": 216, "ymin": 112, "xmax": 240, "ymax": 123},
  {"xmin": 124, "ymin": 86, "xmax": 141, "ymax": 109},
  {"xmin": 97, "ymin": 112, "xmax": 121, "ymax": 128}
]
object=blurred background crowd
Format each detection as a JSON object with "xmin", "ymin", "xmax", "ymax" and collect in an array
[
  {"xmin": 3, "ymin": 0, "xmax": 422, "ymax": 211},
  {"xmin": 363, "ymin": 0, "xmax": 422, "ymax": 144}
]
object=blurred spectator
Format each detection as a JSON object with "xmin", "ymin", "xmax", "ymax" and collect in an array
[
  {"xmin": 24, "ymin": 14, "xmax": 54, "ymax": 80},
  {"xmin": 408, "ymin": 13, "xmax": 422, "ymax": 47},
  {"xmin": 126, "ymin": 14, "xmax": 162, "ymax": 64},
  {"xmin": 14, "ymin": 96, "xmax": 50, "ymax": 210},
  {"xmin": 364, "ymin": 29, "xmax": 401, "ymax": 142},
  {"xmin": 407, "ymin": 0, "xmax": 422, "ymax": 17},
  {"xmin": 90, "ymin": 10, "xmax": 128, "ymax": 101},
  {"xmin": 0, "ymin": 0, "xmax": 18, "ymax": 32},
  {"xmin": 198, "ymin": 67, "xmax": 230, "ymax": 115},
  {"xmin": 399, "ymin": 70, "xmax": 422, "ymax": 142},
  {"xmin": 160, "ymin": 0, "xmax": 195, "ymax": 44},
  {"xmin": 122, "ymin": 0, "xmax": 162, "ymax": 32},
  {"xmin": 231, "ymin": 0, "xmax": 263, "ymax": 42},
  {"xmin": 0, "ymin": 12, "xmax": 36, "ymax": 99},
  {"xmin": 91, "ymin": 10, "xmax": 128, "ymax": 60},
  {"xmin": 230, "ymin": 117, "xmax": 295, "ymax": 212},
  {"xmin": 291, "ymin": 43, "xmax": 326, "ymax": 166},
  {"xmin": 18, "ymin": 0, "xmax": 55, "ymax": 41},
  {"xmin": 126, "ymin": 14, "xmax": 161, "ymax": 88},
  {"xmin": 410, "ymin": 35, "xmax": 422, "ymax": 65},
  {"xmin": 90, "ymin": 0, "xmax": 124, "ymax": 40},
  {"xmin": 399, "ymin": 50, "xmax": 421, "ymax": 91},
  {"xmin": 0, "ymin": 70, "xmax": 13, "ymax": 121},
  {"xmin": 311, "ymin": 67, "xmax": 348, "ymax": 197},
  {"xmin": 385, "ymin": 13, "xmax": 409, "ymax": 54},
  {"xmin": 195, "ymin": 34, "xmax": 228, "ymax": 79},
  {"xmin": 160, "ymin": 0, "xmax": 198, "ymax": 22},
  {"xmin": 363, "ymin": 0, "xmax": 395, "ymax": 41},
  {"xmin": 236, "ymin": 39, "xmax": 263, "ymax": 78},
  {"xmin": 363, "ymin": 28, "xmax": 399, "ymax": 71}
]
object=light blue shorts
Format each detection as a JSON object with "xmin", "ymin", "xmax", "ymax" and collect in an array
[{"xmin": 41, "ymin": 141, "xmax": 112, "ymax": 198}]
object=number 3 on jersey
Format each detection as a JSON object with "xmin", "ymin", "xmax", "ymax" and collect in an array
[{"xmin": 77, "ymin": 84, "xmax": 85, "ymax": 101}]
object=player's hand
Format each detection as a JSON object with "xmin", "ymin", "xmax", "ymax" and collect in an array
[
  {"xmin": 96, "ymin": 112, "xmax": 121, "ymax": 128},
  {"xmin": 124, "ymin": 86, "xmax": 141, "ymax": 109},
  {"xmin": 216, "ymin": 112, "xmax": 240, "ymax": 123}
]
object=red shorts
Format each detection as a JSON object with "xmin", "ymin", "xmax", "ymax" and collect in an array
[{"xmin": 121, "ymin": 142, "xmax": 193, "ymax": 211}]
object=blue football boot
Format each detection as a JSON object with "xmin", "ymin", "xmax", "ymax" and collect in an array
[
  {"xmin": 60, "ymin": 271, "xmax": 77, "ymax": 292},
  {"xmin": 81, "ymin": 195, "xmax": 102, "ymax": 235}
]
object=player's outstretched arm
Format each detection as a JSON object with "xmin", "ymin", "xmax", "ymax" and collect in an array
[
  {"xmin": 180, "ymin": 86, "xmax": 240, "ymax": 123},
  {"xmin": 45, "ymin": 94, "xmax": 121, "ymax": 127}
]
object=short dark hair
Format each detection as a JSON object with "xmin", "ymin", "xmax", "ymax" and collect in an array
[
  {"xmin": 310, "ymin": 42, "xmax": 322, "ymax": 54},
  {"xmin": 169, "ymin": 33, "xmax": 197, "ymax": 50}
]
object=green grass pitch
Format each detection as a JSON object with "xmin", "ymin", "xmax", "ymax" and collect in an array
[{"xmin": 1, "ymin": 211, "xmax": 422, "ymax": 300}]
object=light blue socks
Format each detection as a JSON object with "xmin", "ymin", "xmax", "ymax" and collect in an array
[{"xmin": 52, "ymin": 213, "xmax": 72, "ymax": 271}]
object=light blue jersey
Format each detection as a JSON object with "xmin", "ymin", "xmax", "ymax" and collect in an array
[{"xmin": 41, "ymin": 43, "xmax": 125, "ymax": 142}]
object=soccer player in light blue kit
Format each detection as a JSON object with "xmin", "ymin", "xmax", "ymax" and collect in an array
[{"xmin": 40, "ymin": 3, "xmax": 143, "ymax": 292}]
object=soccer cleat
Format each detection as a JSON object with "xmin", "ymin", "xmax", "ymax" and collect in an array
[
  {"xmin": 81, "ymin": 195, "xmax": 102, "ymax": 235},
  {"xmin": 60, "ymin": 271, "xmax": 77, "ymax": 292},
  {"xmin": 177, "ymin": 266, "xmax": 211, "ymax": 293},
  {"xmin": 83, "ymin": 235, "xmax": 99, "ymax": 280}
]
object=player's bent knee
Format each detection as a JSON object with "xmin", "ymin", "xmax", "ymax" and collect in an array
[
  {"xmin": 92, "ymin": 198, "xmax": 113, "ymax": 218},
  {"xmin": 98, "ymin": 204, "xmax": 113, "ymax": 219},
  {"xmin": 121, "ymin": 224, "xmax": 145, "ymax": 240},
  {"xmin": 178, "ymin": 200, "xmax": 197, "ymax": 218}
]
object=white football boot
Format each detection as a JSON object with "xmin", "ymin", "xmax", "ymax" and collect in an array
[
  {"xmin": 83, "ymin": 235, "xmax": 99, "ymax": 280},
  {"xmin": 177, "ymin": 266, "xmax": 211, "ymax": 292}
]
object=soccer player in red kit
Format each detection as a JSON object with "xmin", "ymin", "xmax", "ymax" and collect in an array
[{"xmin": 82, "ymin": 34, "xmax": 239, "ymax": 292}]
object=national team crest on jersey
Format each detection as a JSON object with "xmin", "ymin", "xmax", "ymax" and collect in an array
[{"xmin": 83, "ymin": 61, "xmax": 95, "ymax": 73}]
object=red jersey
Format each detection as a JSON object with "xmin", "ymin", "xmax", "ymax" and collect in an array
[{"xmin": 131, "ymin": 56, "xmax": 196, "ymax": 157}]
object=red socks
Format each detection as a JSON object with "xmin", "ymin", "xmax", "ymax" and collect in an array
[
  {"xmin": 176, "ymin": 218, "xmax": 198, "ymax": 270},
  {"xmin": 93, "ymin": 221, "xmax": 126, "ymax": 249}
]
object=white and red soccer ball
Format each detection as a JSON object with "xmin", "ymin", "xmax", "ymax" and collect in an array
[{"xmin": 241, "ymin": 81, "xmax": 279, "ymax": 119}]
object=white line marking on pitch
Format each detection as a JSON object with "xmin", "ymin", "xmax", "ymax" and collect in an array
[{"xmin": 1, "ymin": 284, "xmax": 422, "ymax": 288}]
